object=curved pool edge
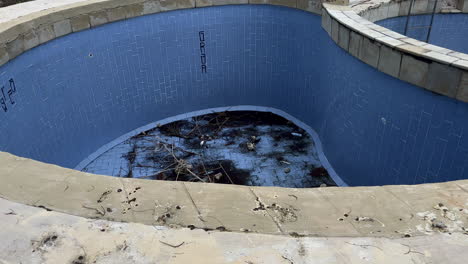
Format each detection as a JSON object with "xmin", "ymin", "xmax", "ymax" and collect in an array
[
  {"xmin": 323, "ymin": 1, "xmax": 468, "ymax": 102},
  {"xmin": 1, "ymin": 150, "xmax": 468, "ymax": 237},
  {"xmin": 74, "ymin": 105, "xmax": 348, "ymax": 187},
  {"xmin": 0, "ymin": 0, "xmax": 466, "ymax": 102}
]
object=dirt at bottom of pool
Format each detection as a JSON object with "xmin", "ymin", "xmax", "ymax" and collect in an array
[{"xmin": 83, "ymin": 111, "xmax": 337, "ymax": 188}]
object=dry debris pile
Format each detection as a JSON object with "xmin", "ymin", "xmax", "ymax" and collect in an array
[{"xmin": 86, "ymin": 111, "xmax": 336, "ymax": 188}]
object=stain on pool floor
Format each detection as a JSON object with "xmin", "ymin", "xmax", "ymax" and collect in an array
[{"xmin": 82, "ymin": 111, "xmax": 336, "ymax": 188}]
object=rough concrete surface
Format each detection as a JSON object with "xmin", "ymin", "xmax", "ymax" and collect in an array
[
  {"xmin": 351, "ymin": 0, "xmax": 459, "ymax": 14},
  {"xmin": 1, "ymin": 152, "xmax": 468, "ymax": 238},
  {"xmin": 0, "ymin": 197, "xmax": 467, "ymax": 264}
]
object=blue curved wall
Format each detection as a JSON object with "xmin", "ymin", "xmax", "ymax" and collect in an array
[
  {"xmin": 376, "ymin": 14, "xmax": 468, "ymax": 54},
  {"xmin": 1, "ymin": 5, "xmax": 468, "ymax": 186}
]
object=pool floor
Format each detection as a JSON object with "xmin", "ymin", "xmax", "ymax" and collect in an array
[{"xmin": 81, "ymin": 111, "xmax": 336, "ymax": 188}]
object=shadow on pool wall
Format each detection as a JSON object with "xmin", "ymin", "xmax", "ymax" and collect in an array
[{"xmin": 1, "ymin": 4, "xmax": 468, "ymax": 186}]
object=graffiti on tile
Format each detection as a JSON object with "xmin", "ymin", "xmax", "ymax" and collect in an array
[
  {"xmin": 199, "ymin": 31, "xmax": 207, "ymax": 73},
  {"xmin": 0, "ymin": 79, "xmax": 17, "ymax": 113}
]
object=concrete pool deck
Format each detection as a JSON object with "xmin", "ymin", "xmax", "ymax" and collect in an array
[
  {"xmin": 1, "ymin": 197, "xmax": 468, "ymax": 263},
  {"xmin": 0, "ymin": 0, "xmax": 468, "ymax": 262},
  {"xmin": 1, "ymin": 155, "xmax": 468, "ymax": 263},
  {"xmin": 1, "ymin": 151, "xmax": 468, "ymax": 238}
]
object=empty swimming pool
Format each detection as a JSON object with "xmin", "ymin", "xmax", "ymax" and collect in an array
[{"xmin": 1, "ymin": 4, "xmax": 468, "ymax": 187}]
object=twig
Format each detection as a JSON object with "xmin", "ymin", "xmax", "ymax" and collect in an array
[
  {"xmin": 139, "ymin": 162, "xmax": 177, "ymax": 179},
  {"xmin": 402, "ymin": 244, "xmax": 425, "ymax": 255},
  {"xmin": 281, "ymin": 255, "xmax": 294, "ymax": 264},
  {"xmin": 175, "ymin": 170, "xmax": 181, "ymax": 181},
  {"xmin": 185, "ymin": 116, "xmax": 204, "ymax": 137},
  {"xmin": 198, "ymin": 154, "xmax": 209, "ymax": 173},
  {"xmin": 186, "ymin": 168, "xmax": 205, "ymax": 182},
  {"xmin": 162, "ymin": 143, "xmax": 205, "ymax": 182},
  {"xmin": 154, "ymin": 138, "xmax": 198, "ymax": 156},
  {"xmin": 215, "ymin": 116, "xmax": 230, "ymax": 134},
  {"xmin": 197, "ymin": 153, "xmax": 211, "ymax": 182},
  {"xmin": 194, "ymin": 116, "xmax": 205, "ymax": 137},
  {"xmin": 159, "ymin": 241, "xmax": 185, "ymax": 248},
  {"xmin": 4, "ymin": 209, "xmax": 16, "ymax": 215},
  {"xmin": 140, "ymin": 169, "xmax": 172, "ymax": 179},
  {"xmin": 373, "ymin": 217, "xmax": 386, "ymax": 227},
  {"xmin": 82, "ymin": 205, "xmax": 106, "ymax": 216},
  {"xmin": 218, "ymin": 162, "xmax": 234, "ymax": 184},
  {"xmin": 163, "ymin": 144, "xmax": 179, "ymax": 162},
  {"xmin": 345, "ymin": 242, "xmax": 382, "ymax": 251},
  {"xmin": 135, "ymin": 163, "xmax": 158, "ymax": 168}
]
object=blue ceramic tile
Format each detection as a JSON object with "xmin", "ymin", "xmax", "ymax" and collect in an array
[{"xmin": 0, "ymin": 5, "xmax": 467, "ymax": 186}]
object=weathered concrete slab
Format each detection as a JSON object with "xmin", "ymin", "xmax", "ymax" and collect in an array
[
  {"xmin": 183, "ymin": 182, "xmax": 282, "ymax": 234},
  {"xmin": 119, "ymin": 178, "xmax": 205, "ymax": 228},
  {"xmin": 318, "ymin": 186, "xmax": 419, "ymax": 237},
  {"xmin": 427, "ymin": 62, "xmax": 462, "ymax": 97},
  {"xmin": 359, "ymin": 37, "xmax": 380, "ymax": 67},
  {"xmin": 0, "ymin": 152, "xmax": 467, "ymax": 239},
  {"xmin": 251, "ymin": 186, "xmax": 361, "ymax": 236},
  {"xmin": 378, "ymin": 44, "xmax": 402, "ymax": 78},
  {"xmin": 0, "ymin": 152, "xmax": 133, "ymax": 222},
  {"xmin": 349, "ymin": 30, "xmax": 363, "ymax": 57},
  {"xmin": 338, "ymin": 24, "xmax": 350, "ymax": 50},
  {"xmin": 384, "ymin": 182, "xmax": 468, "ymax": 235},
  {"xmin": 399, "ymin": 54, "xmax": 429, "ymax": 87},
  {"xmin": 1, "ymin": 198, "xmax": 468, "ymax": 264}
]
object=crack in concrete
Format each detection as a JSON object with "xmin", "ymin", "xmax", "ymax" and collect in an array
[
  {"xmin": 455, "ymin": 183, "xmax": 468, "ymax": 194},
  {"xmin": 345, "ymin": 242, "xmax": 383, "ymax": 251},
  {"xmin": 248, "ymin": 187, "xmax": 285, "ymax": 234},
  {"xmin": 317, "ymin": 188, "xmax": 362, "ymax": 235},
  {"xmin": 384, "ymin": 187, "xmax": 413, "ymax": 210},
  {"xmin": 181, "ymin": 182, "xmax": 207, "ymax": 227}
]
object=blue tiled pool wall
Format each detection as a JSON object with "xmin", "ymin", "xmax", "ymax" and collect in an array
[
  {"xmin": 376, "ymin": 14, "xmax": 468, "ymax": 54},
  {"xmin": 1, "ymin": 5, "xmax": 468, "ymax": 186}
]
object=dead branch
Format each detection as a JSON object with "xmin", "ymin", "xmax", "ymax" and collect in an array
[
  {"xmin": 4, "ymin": 209, "xmax": 16, "ymax": 215},
  {"xmin": 218, "ymin": 162, "xmax": 234, "ymax": 184},
  {"xmin": 159, "ymin": 241, "xmax": 185, "ymax": 248},
  {"xmin": 345, "ymin": 242, "xmax": 383, "ymax": 251},
  {"xmin": 82, "ymin": 205, "xmax": 106, "ymax": 216}
]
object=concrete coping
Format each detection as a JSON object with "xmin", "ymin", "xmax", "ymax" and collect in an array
[
  {"xmin": 0, "ymin": 0, "xmax": 467, "ymax": 239},
  {"xmin": 1, "ymin": 151, "xmax": 468, "ymax": 238},
  {"xmin": 0, "ymin": 0, "xmax": 324, "ymax": 67},
  {"xmin": 322, "ymin": 1, "xmax": 468, "ymax": 102},
  {"xmin": 352, "ymin": 0, "xmax": 464, "ymax": 21}
]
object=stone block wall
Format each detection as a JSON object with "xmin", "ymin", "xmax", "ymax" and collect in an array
[{"xmin": 323, "ymin": 3, "xmax": 468, "ymax": 102}]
